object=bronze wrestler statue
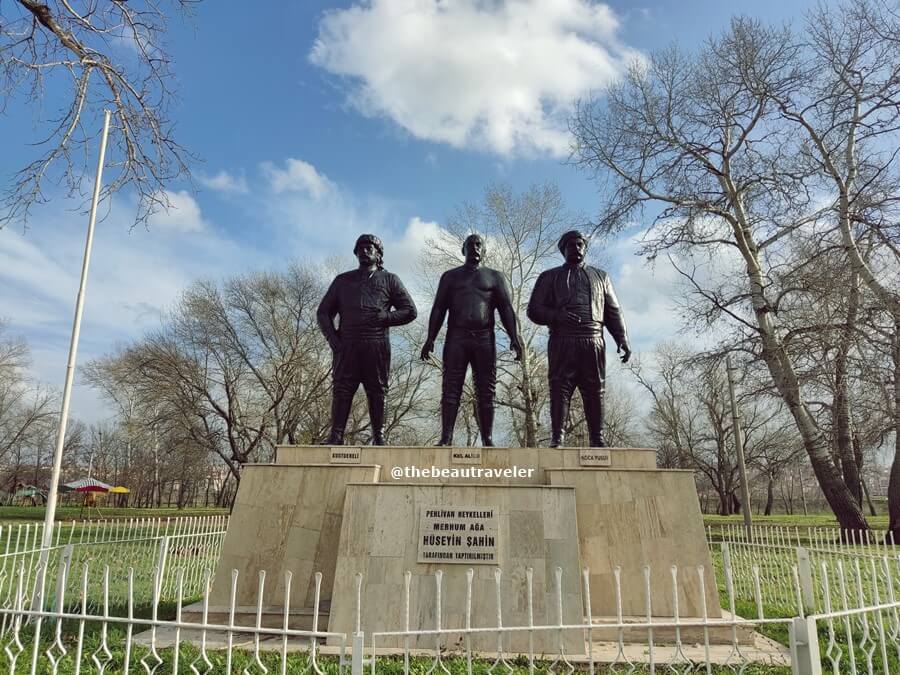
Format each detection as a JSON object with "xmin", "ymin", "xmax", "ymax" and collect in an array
[
  {"xmin": 421, "ymin": 233, "xmax": 523, "ymax": 446},
  {"xmin": 317, "ymin": 234, "xmax": 417, "ymax": 445},
  {"xmin": 527, "ymin": 230, "xmax": 631, "ymax": 448}
]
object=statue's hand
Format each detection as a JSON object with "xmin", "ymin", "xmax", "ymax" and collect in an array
[
  {"xmin": 369, "ymin": 308, "xmax": 390, "ymax": 326},
  {"xmin": 617, "ymin": 342, "xmax": 632, "ymax": 364},
  {"xmin": 510, "ymin": 337, "xmax": 524, "ymax": 362},
  {"xmin": 420, "ymin": 340, "xmax": 434, "ymax": 361},
  {"xmin": 556, "ymin": 307, "xmax": 581, "ymax": 326}
]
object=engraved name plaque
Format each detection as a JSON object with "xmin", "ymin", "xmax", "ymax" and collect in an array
[
  {"xmin": 579, "ymin": 449, "xmax": 612, "ymax": 467},
  {"xmin": 418, "ymin": 506, "xmax": 498, "ymax": 564},
  {"xmin": 330, "ymin": 447, "xmax": 361, "ymax": 464}
]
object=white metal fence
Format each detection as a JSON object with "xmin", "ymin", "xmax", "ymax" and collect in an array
[
  {"xmin": 0, "ymin": 516, "xmax": 227, "ymax": 613},
  {"xmin": 0, "ymin": 519, "xmax": 898, "ymax": 673}
]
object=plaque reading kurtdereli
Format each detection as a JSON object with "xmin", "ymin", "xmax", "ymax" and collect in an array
[
  {"xmin": 418, "ymin": 506, "xmax": 498, "ymax": 564},
  {"xmin": 579, "ymin": 448, "xmax": 611, "ymax": 467},
  {"xmin": 450, "ymin": 448, "xmax": 482, "ymax": 465},
  {"xmin": 330, "ymin": 447, "xmax": 361, "ymax": 464}
]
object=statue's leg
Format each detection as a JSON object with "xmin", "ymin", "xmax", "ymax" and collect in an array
[
  {"xmin": 326, "ymin": 342, "xmax": 360, "ymax": 445},
  {"xmin": 548, "ymin": 335, "xmax": 576, "ymax": 447},
  {"xmin": 438, "ymin": 336, "xmax": 466, "ymax": 445},
  {"xmin": 472, "ymin": 333, "xmax": 497, "ymax": 446},
  {"xmin": 362, "ymin": 338, "xmax": 391, "ymax": 445},
  {"xmin": 580, "ymin": 337, "xmax": 607, "ymax": 447}
]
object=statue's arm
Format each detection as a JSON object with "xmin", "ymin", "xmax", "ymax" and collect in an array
[
  {"xmin": 316, "ymin": 279, "xmax": 341, "ymax": 350},
  {"xmin": 425, "ymin": 273, "xmax": 451, "ymax": 343},
  {"xmin": 383, "ymin": 274, "xmax": 418, "ymax": 326},
  {"xmin": 526, "ymin": 271, "xmax": 555, "ymax": 326},
  {"xmin": 602, "ymin": 273, "xmax": 629, "ymax": 349},
  {"xmin": 495, "ymin": 272, "xmax": 523, "ymax": 353}
]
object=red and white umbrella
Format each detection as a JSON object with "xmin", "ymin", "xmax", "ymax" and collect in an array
[{"xmin": 62, "ymin": 478, "xmax": 111, "ymax": 493}]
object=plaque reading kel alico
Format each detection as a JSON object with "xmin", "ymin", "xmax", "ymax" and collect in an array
[
  {"xmin": 450, "ymin": 448, "xmax": 482, "ymax": 465},
  {"xmin": 418, "ymin": 506, "xmax": 498, "ymax": 564}
]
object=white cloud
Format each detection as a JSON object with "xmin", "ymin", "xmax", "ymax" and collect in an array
[
  {"xmin": 310, "ymin": 0, "xmax": 639, "ymax": 157},
  {"xmin": 261, "ymin": 158, "xmax": 335, "ymax": 199},
  {"xmin": 198, "ymin": 170, "xmax": 249, "ymax": 195},
  {"xmin": 0, "ymin": 192, "xmax": 264, "ymax": 422},
  {"xmin": 385, "ymin": 216, "xmax": 443, "ymax": 276},
  {"xmin": 147, "ymin": 190, "xmax": 208, "ymax": 232}
]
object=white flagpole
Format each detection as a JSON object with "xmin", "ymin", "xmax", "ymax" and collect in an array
[{"xmin": 41, "ymin": 109, "xmax": 112, "ymax": 550}]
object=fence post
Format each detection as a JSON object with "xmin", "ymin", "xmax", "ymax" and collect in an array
[
  {"xmin": 796, "ymin": 547, "xmax": 815, "ymax": 612},
  {"xmin": 155, "ymin": 536, "xmax": 170, "ymax": 598},
  {"xmin": 351, "ymin": 631, "xmax": 365, "ymax": 675},
  {"xmin": 52, "ymin": 543, "xmax": 74, "ymax": 608},
  {"xmin": 789, "ymin": 616, "xmax": 822, "ymax": 675}
]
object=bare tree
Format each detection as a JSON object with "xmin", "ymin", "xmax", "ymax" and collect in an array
[
  {"xmin": 765, "ymin": 0, "xmax": 900, "ymax": 538},
  {"xmin": 0, "ymin": 321, "xmax": 57, "ymax": 467},
  {"xmin": 570, "ymin": 15, "xmax": 872, "ymax": 529},
  {"xmin": 87, "ymin": 262, "xmax": 435, "ymax": 489},
  {"xmin": 1, "ymin": 0, "xmax": 196, "ymax": 228}
]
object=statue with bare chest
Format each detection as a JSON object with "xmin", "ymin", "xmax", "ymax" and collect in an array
[{"xmin": 421, "ymin": 234, "xmax": 523, "ymax": 446}]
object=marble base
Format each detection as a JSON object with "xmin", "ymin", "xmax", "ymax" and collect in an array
[{"xmin": 326, "ymin": 483, "xmax": 584, "ymax": 653}]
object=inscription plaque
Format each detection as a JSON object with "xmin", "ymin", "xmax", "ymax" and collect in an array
[
  {"xmin": 579, "ymin": 448, "xmax": 611, "ymax": 467},
  {"xmin": 330, "ymin": 447, "xmax": 361, "ymax": 464},
  {"xmin": 418, "ymin": 506, "xmax": 498, "ymax": 564},
  {"xmin": 450, "ymin": 448, "xmax": 483, "ymax": 465}
]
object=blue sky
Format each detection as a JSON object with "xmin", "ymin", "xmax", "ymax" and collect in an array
[{"xmin": 0, "ymin": 0, "xmax": 831, "ymax": 423}]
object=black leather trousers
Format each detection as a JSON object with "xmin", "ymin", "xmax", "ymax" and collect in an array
[
  {"xmin": 440, "ymin": 329, "xmax": 496, "ymax": 446},
  {"xmin": 327, "ymin": 337, "xmax": 390, "ymax": 445},
  {"xmin": 548, "ymin": 333, "xmax": 606, "ymax": 447}
]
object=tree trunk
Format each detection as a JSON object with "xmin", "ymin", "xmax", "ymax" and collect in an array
[
  {"xmin": 716, "ymin": 489, "xmax": 730, "ymax": 516},
  {"xmin": 765, "ymin": 474, "xmax": 775, "ymax": 516},
  {"xmin": 519, "ymin": 350, "xmax": 538, "ymax": 448},
  {"xmin": 887, "ymin": 320, "xmax": 900, "ymax": 543},
  {"xmin": 861, "ymin": 477, "xmax": 877, "ymax": 518},
  {"xmin": 216, "ymin": 474, "xmax": 226, "ymax": 507},
  {"xmin": 834, "ymin": 270, "xmax": 862, "ymax": 505},
  {"xmin": 755, "ymin": 325, "xmax": 867, "ymax": 529},
  {"xmin": 722, "ymin": 181, "xmax": 868, "ymax": 531}
]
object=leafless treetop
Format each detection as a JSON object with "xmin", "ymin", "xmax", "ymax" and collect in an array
[{"xmin": 1, "ymin": 0, "xmax": 198, "ymax": 229}]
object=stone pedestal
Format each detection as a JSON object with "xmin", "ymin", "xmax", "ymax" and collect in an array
[
  {"xmin": 327, "ymin": 483, "xmax": 583, "ymax": 653},
  {"xmin": 546, "ymin": 468, "xmax": 720, "ymax": 618},
  {"xmin": 207, "ymin": 463, "xmax": 380, "ymax": 613},
  {"xmin": 275, "ymin": 445, "xmax": 658, "ymax": 478},
  {"xmin": 203, "ymin": 445, "xmax": 722, "ymax": 649}
]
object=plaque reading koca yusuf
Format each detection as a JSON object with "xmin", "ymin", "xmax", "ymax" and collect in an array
[
  {"xmin": 417, "ymin": 506, "xmax": 498, "ymax": 564},
  {"xmin": 579, "ymin": 448, "xmax": 611, "ymax": 467}
]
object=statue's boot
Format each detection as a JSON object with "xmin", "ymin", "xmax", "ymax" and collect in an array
[
  {"xmin": 477, "ymin": 401, "xmax": 495, "ymax": 447},
  {"xmin": 323, "ymin": 395, "xmax": 352, "ymax": 445},
  {"xmin": 437, "ymin": 401, "xmax": 459, "ymax": 446},
  {"xmin": 369, "ymin": 394, "xmax": 387, "ymax": 446},
  {"xmin": 584, "ymin": 392, "xmax": 606, "ymax": 448},
  {"xmin": 549, "ymin": 396, "xmax": 569, "ymax": 448}
]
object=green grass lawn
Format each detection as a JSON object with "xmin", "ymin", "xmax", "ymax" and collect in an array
[
  {"xmin": 0, "ymin": 505, "xmax": 228, "ymax": 524},
  {"xmin": 703, "ymin": 512, "xmax": 890, "ymax": 529},
  {"xmin": 0, "ymin": 509, "xmax": 894, "ymax": 672}
]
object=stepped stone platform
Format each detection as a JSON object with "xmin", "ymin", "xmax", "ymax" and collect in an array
[{"xmin": 186, "ymin": 444, "xmax": 744, "ymax": 655}]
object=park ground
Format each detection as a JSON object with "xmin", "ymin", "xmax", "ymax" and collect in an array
[{"xmin": 0, "ymin": 504, "xmax": 890, "ymax": 529}]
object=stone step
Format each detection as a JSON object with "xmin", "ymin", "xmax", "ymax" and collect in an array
[
  {"xmin": 180, "ymin": 602, "xmax": 329, "ymax": 631},
  {"xmin": 589, "ymin": 611, "xmax": 757, "ymax": 646}
]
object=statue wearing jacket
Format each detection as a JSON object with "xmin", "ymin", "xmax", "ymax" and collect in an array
[{"xmin": 527, "ymin": 230, "xmax": 631, "ymax": 448}]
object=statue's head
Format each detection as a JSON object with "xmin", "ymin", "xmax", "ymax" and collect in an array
[
  {"xmin": 558, "ymin": 230, "xmax": 588, "ymax": 265},
  {"xmin": 462, "ymin": 233, "xmax": 486, "ymax": 265},
  {"xmin": 353, "ymin": 234, "xmax": 384, "ymax": 268}
]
